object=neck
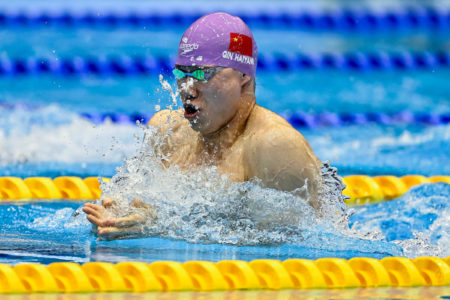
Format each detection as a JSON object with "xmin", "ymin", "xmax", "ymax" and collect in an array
[{"xmin": 200, "ymin": 94, "xmax": 256, "ymax": 157}]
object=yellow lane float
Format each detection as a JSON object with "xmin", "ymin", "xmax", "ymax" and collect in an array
[
  {"xmin": 0, "ymin": 257, "xmax": 448, "ymax": 294},
  {"xmin": 0, "ymin": 175, "xmax": 448, "ymax": 205}
]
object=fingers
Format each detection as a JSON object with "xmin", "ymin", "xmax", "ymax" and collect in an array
[
  {"xmin": 102, "ymin": 196, "xmax": 117, "ymax": 208},
  {"xmin": 130, "ymin": 198, "xmax": 152, "ymax": 209},
  {"xmin": 83, "ymin": 202, "xmax": 103, "ymax": 211},
  {"xmin": 84, "ymin": 197, "xmax": 156, "ymax": 241},
  {"xmin": 83, "ymin": 203, "xmax": 104, "ymax": 215},
  {"xmin": 109, "ymin": 233, "xmax": 144, "ymax": 240},
  {"xmin": 83, "ymin": 201, "xmax": 147, "ymax": 228},
  {"xmin": 82, "ymin": 205, "xmax": 103, "ymax": 219},
  {"xmin": 97, "ymin": 225, "xmax": 144, "ymax": 241},
  {"xmin": 130, "ymin": 198, "xmax": 144, "ymax": 207},
  {"xmin": 86, "ymin": 214, "xmax": 138, "ymax": 229},
  {"xmin": 86, "ymin": 214, "xmax": 104, "ymax": 227},
  {"xmin": 102, "ymin": 214, "xmax": 146, "ymax": 228},
  {"xmin": 101, "ymin": 197, "xmax": 150, "ymax": 210},
  {"xmin": 97, "ymin": 233, "xmax": 143, "ymax": 241},
  {"xmin": 130, "ymin": 199, "xmax": 156, "ymax": 219}
]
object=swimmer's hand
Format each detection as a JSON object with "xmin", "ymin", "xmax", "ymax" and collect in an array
[{"xmin": 82, "ymin": 196, "xmax": 156, "ymax": 241}]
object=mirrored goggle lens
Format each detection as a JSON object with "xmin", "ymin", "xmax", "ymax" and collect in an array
[
  {"xmin": 192, "ymin": 70, "xmax": 205, "ymax": 80},
  {"xmin": 172, "ymin": 69, "xmax": 185, "ymax": 79},
  {"xmin": 172, "ymin": 69, "xmax": 206, "ymax": 81}
]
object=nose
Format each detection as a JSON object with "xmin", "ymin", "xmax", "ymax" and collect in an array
[{"xmin": 177, "ymin": 77, "xmax": 199, "ymax": 102}]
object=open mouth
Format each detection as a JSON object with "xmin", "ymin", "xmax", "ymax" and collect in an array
[{"xmin": 183, "ymin": 103, "xmax": 200, "ymax": 118}]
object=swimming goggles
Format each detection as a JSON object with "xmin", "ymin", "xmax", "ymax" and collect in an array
[{"xmin": 172, "ymin": 66, "xmax": 224, "ymax": 82}]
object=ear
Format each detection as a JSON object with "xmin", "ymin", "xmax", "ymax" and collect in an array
[{"xmin": 240, "ymin": 73, "xmax": 251, "ymax": 87}]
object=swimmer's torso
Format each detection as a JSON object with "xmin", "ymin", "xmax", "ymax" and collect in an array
[
  {"xmin": 149, "ymin": 108, "xmax": 248, "ymax": 181},
  {"xmin": 149, "ymin": 105, "xmax": 323, "ymax": 208}
]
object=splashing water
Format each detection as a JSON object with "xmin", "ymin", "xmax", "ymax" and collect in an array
[
  {"xmin": 0, "ymin": 105, "xmax": 141, "ymax": 178},
  {"xmin": 350, "ymin": 183, "xmax": 450, "ymax": 258},
  {"xmin": 90, "ymin": 77, "xmax": 397, "ymax": 253},
  {"xmin": 81, "ymin": 75, "xmax": 443, "ymax": 257},
  {"xmin": 0, "ymin": 78, "xmax": 444, "ymax": 258},
  {"xmin": 159, "ymin": 74, "xmax": 179, "ymax": 110},
  {"xmin": 96, "ymin": 119, "xmax": 388, "ymax": 252}
]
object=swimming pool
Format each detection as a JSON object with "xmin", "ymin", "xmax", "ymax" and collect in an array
[{"xmin": 0, "ymin": 0, "xmax": 449, "ymax": 296}]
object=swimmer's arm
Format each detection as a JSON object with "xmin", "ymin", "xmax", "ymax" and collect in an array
[
  {"xmin": 148, "ymin": 109, "xmax": 170, "ymax": 128},
  {"xmin": 147, "ymin": 109, "xmax": 185, "ymax": 130},
  {"xmin": 245, "ymin": 132, "xmax": 322, "ymax": 210},
  {"xmin": 146, "ymin": 109, "xmax": 187, "ymax": 167},
  {"xmin": 82, "ymin": 197, "xmax": 156, "ymax": 240}
]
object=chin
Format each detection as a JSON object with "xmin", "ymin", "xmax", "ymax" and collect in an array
[
  {"xmin": 189, "ymin": 119, "xmax": 216, "ymax": 135},
  {"xmin": 188, "ymin": 118, "xmax": 205, "ymax": 132}
]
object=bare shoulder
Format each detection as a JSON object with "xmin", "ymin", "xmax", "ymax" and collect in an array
[
  {"xmin": 243, "ymin": 105, "xmax": 321, "ymax": 177},
  {"xmin": 148, "ymin": 109, "xmax": 190, "ymax": 135},
  {"xmin": 242, "ymin": 106, "xmax": 322, "ymax": 203},
  {"xmin": 147, "ymin": 109, "xmax": 197, "ymax": 161},
  {"xmin": 245, "ymin": 106, "xmax": 313, "ymax": 151}
]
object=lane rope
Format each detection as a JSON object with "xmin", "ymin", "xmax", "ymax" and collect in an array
[
  {"xmin": 0, "ymin": 51, "xmax": 449, "ymax": 77},
  {"xmin": 0, "ymin": 257, "xmax": 448, "ymax": 293},
  {"xmin": 79, "ymin": 111, "xmax": 450, "ymax": 127},
  {"xmin": 0, "ymin": 103, "xmax": 448, "ymax": 128},
  {"xmin": 0, "ymin": 175, "xmax": 448, "ymax": 203},
  {"xmin": 0, "ymin": 7, "xmax": 449, "ymax": 31}
]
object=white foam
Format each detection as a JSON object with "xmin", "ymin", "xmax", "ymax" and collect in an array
[
  {"xmin": 350, "ymin": 183, "xmax": 450, "ymax": 258},
  {"xmin": 93, "ymin": 125, "xmax": 373, "ymax": 247},
  {"xmin": 0, "ymin": 106, "xmax": 142, "ymax": 165},
  {"xmin": 309, "ymin": 124, "xmax": 450, "ymax": 163}
]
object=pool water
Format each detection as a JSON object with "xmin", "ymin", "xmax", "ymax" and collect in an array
[
  {"xmin": 0, "ymin": 0, "xmax": 449, "ymax": 265},
  {"xmin": 1, "ymin": 73, "xmax": 449, "ymax": 177},
  {"xmin": 0, "ymin": 182, "xmax": 448, "ymax": 264}
]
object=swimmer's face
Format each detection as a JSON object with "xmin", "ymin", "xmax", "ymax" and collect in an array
[{"xmin": 176, "ymin": 65, "xmax": 249, "ymax": 134}]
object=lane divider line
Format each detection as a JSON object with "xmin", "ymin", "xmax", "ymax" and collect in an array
[
  {"xmin": 0, "ymin": 8, "xmax": 449, "ymax": 31},
  {"xmin": 0, "ymin": 175, "xmax": 448, "ymax": 204},
  {"xmin": 1, "ymin": 51, "xmax": 449, "ymax": 77},
  {"xmin": 78, "ymin": 111, "xmax": 450, "ymax": 127},
  {"xmin": 0, "ymin": 257, "xmax": 448, "ymax": 293}
]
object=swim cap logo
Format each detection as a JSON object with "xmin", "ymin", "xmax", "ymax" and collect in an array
[{"xmin": 179, "ymin": 36, "xmax": 199, "ymax": 55}]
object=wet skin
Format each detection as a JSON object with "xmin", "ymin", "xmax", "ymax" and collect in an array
[{"xmin": 83, "ymin": 66, "xmax": 322, "ymax": 240}]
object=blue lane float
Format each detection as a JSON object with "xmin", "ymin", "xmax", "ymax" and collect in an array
[
  {"xmin": 0, "ymin": 7, "xmax": 449, "ymax": 31},
  {"xmin": 81, "ymin": 111, "xmax": 450, "ymax": 128},
  {"xmin": 1, "ymin": 51, "xmax": 449, "ymax": 77},
  {"xmin": 1, "ymin": 101, "xmax": 448, "ymax": 128}
]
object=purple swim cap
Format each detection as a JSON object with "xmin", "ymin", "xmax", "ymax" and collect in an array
[{"xmin": 175, "ymin": 12, "xmax": 258, "ymax": 78}]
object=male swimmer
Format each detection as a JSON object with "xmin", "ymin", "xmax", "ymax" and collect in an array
[{"xmin": 83, "ymin": 12, "xmax": 323, "ymax": 240}]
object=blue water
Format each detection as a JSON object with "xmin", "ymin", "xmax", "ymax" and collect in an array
[
  {"xmin": 0, "ymin": 0, "xmax": 449, "ymax": 264},
  {"xmin": 2, "ymin": 70, "xmax": 450, "ymax": 114},
  {"xmin": 1, "ymin": 104, "xmax": 448, "ymax": 177},
  {"xmin": 0, "ymin": 183, "xmax": 448, "ymax": 263},
  {"xmin": 2, "ymin": 27, "xmax": 450, "ymax": 58},
  {"xmin": 350, "ymin": 183, "xmax": 449, "ymax": 243}
]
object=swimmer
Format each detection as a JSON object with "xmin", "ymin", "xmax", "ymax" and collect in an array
[{"xmin": 83, "ymin": 12, "xmax": 323, "ymax": 240}]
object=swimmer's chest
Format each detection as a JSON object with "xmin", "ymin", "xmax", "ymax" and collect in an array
[
  {"xmin": 167, "ymin": 135, "xmax": 247, "ymax": 182},
  {"xmin": 216, "ymin": 146, "xmax": 246, "ymax": 182}
]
